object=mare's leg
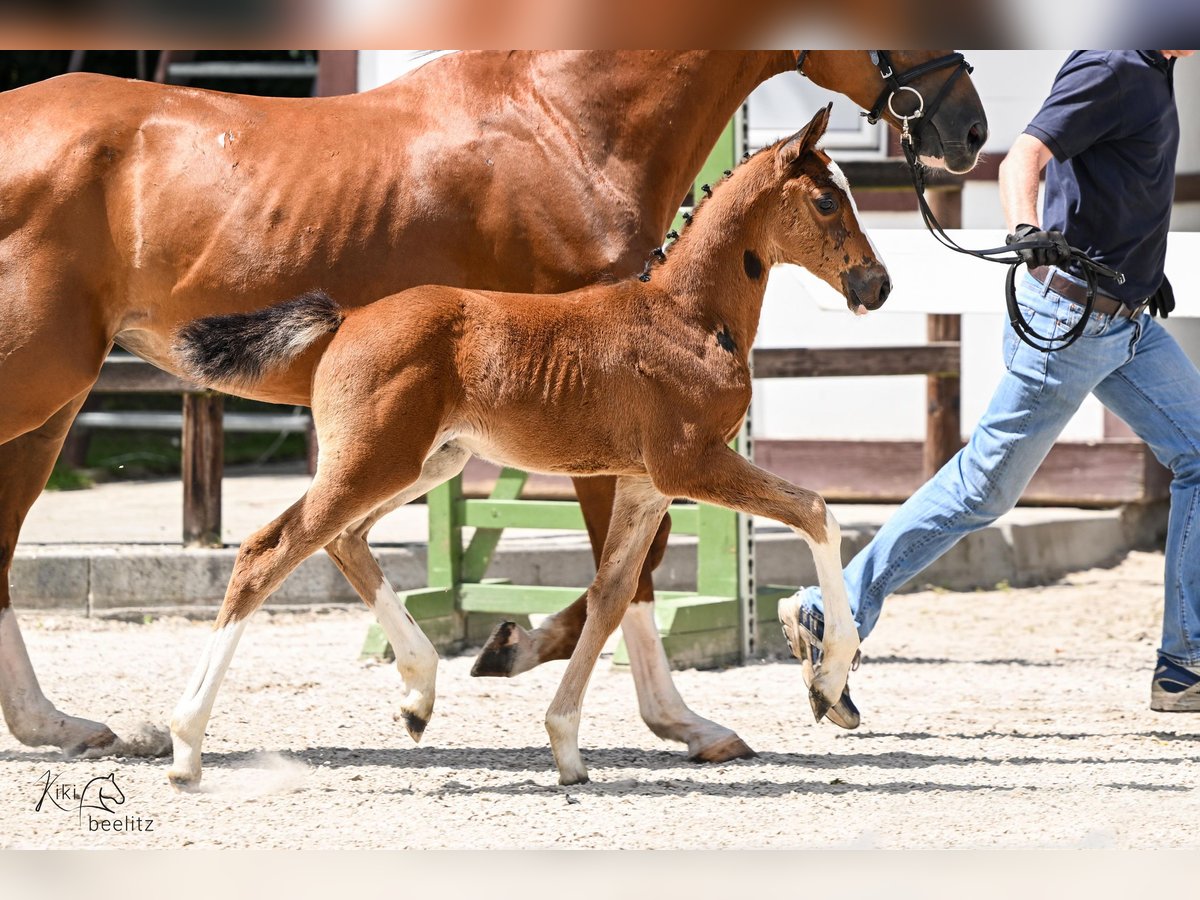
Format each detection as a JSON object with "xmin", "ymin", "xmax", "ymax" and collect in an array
[
  {"xmin": 473, "ymin": 475, "xmax": 669, "ymax": 675},
  {"xmin": 652, "ymin": 446, "xmax": 857, "ymax": 720},
  {"xmin": 0, "ymin": 395, "xmax": 151, "ymax": 756},
  {"xmin": 619, "ymin": 602, "xmax": 754, "ymax": 761},
  {"xmin": 473, "ymin": 474, "xmax": 753, "ymax": 761},
  {"xmin": 0, "ymin": 292, "xmax": 160, "ymax": 756},
  {"xmin": 325, "ymin": 441, "xmax": 471, "ymax": 740},
  {"xmin": 168, "ymin": 398, "xmax": 447, "ymax": 789},
  {"xmin": 545, "ymin": 476, "xmax": 671, "ymax": 784}
]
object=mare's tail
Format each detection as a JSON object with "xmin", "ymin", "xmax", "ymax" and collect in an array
[{"xmin": 174, "ymin": 290, "xmax": 344, "ymax": 386}]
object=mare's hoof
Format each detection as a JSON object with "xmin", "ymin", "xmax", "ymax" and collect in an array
[
  {"xmin": 688, "ymin": 734, "xmax": 757, "ymax": 763},
  {"xmin": 471, "ymin": 621, "xmax": 531, "ymax": 677},
  {"xmin": 64, "ymin": 725, "xmax": 120, "ymax": 759}
]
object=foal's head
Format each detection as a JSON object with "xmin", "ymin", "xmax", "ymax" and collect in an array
[{"xmin": 757, "ymin": 104, "xmax": 891, "ymax": 314}]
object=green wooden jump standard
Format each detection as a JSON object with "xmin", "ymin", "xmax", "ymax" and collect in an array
[{"xmin": 361, "ymin": 113, "xmax": 794, "ymax": 669}]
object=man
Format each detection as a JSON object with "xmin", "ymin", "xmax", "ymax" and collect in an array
[{"xmin": 779, "ymin": 50, "xmax": 1200, "ymax": 727}]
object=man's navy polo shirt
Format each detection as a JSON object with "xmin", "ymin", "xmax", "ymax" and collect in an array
[{"xmin": 1024, "ymin": 51, "xmax": 1178, "ymax": 305}]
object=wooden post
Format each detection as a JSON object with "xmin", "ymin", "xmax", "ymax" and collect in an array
[
  {"xmin": 316, "ymin": 51, "xmax": 358, "ymax": 97},
  {"xmin": 182, "ymin": 393, "xmax": 224, "ymax": 547},
  {"xmin": 923, "ymin": 186, "xmax": 963, "ymax": 479}
]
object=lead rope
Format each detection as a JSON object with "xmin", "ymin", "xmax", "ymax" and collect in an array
[{"xmin": 898, "ymin": 135, "xmax": 1123, "ymax": 352}]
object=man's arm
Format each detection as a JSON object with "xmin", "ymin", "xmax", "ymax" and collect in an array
[{"xmin": 998, "ymin": 133, "xmax": 1054, "ymax": 232}]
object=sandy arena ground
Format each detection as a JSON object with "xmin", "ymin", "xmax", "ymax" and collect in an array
[{"xmin": 2, "ymin": 550, "xmax": 1198, "ymax": 850}]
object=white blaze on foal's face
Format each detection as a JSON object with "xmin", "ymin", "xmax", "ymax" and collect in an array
[{"xmin": 824, "ymin": 156, "xmax": 886, "ymax": 317}]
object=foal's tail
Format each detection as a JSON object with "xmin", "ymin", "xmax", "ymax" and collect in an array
[{"xmin": 174, "ymin": 290, "xmax": 345, "ymax": 386}]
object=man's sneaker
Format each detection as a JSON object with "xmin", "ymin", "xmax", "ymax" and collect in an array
[
  {"xmin": 1151, "ymin": 655, "xmax": 1200, "ymax": 712},
  {"xmin": 777, "ymin": 592, "xmax": 861, "ymax": 729}
]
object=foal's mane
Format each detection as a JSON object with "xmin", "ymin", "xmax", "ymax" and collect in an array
[{"xmin": 638, "ymin": 136, "xmax": 805, "ymax": 283}]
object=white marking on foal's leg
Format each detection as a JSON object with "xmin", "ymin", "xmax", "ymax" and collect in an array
[
  {"xmin": 621, "ymin": 602, "xmax": 753, "ymax": 761},
  {"xmin": 0, "ymin": 606, "xmax": 118, "ymax": 755},
  {"xmin": 168, "ymin": 619, "xmax": 248, "ymax": 790},
  {"xmin": 545, "ymin": 704, "xmax": 588, "ymax": 785},
  {"xmin": 796, "ymin": 505, "xmax": 859, "ymax": 720},
  {"xmin": 372, "ymin": 580, "xmax": 438, "ymax": 742}
]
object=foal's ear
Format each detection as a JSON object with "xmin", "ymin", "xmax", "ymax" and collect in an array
[{"xmin": 776, "ymin": 103, "xmax": 833, "ymax": 175}]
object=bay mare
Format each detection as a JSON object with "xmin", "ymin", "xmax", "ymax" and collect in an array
[
  {"xmin": 169, "ymin": 106, "xmax": 890, "ymax": 787},
  {"xmin": 0, "ymin": 52, "xmax": 985, "ymax": 764}
]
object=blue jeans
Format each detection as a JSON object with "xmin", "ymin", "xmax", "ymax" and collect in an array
[{"xmin": 804, "ymin": 267, "xmax": 1200, "ymax": 666}]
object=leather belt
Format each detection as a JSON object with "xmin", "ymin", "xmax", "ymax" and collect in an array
[{"xmin": 1029, "ymin": 266, "xmax": 1147, "ymax": 319}]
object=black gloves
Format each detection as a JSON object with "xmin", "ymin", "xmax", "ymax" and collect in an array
[
  {"xmin": 1148, "ymin": 275, "xmax": 1175, "ymax": 319},
  {"xmin": 1006, "ymin": 223, "xmax": 1072, "ymax": 269}
]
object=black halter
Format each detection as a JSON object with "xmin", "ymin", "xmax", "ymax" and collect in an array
[{"xmin": 798, "ymin": 50, "xmax": 1126, "ymax": 353}]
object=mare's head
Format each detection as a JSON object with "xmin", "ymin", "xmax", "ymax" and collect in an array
[
  {"xmin": 756, "ymin": 104, "xmax": 890, "ymax": 314},
  {"xmin": 800, "ymin": 51, "xmax": 987, "ymax": 175}
]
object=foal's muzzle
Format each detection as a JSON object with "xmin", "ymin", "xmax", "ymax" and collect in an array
[{"xmin": 842, "ymin": 264, "xmax": 892, "ymax": 315}]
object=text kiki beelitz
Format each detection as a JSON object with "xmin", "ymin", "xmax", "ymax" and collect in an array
[{"xmin": 35, "ymin": 770, "xmax": 155, "ymax": 833}]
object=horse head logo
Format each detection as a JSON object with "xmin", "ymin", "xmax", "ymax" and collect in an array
[{"xmin": 78, "ymin": 772, "xmax": 126, "ymax": 822}]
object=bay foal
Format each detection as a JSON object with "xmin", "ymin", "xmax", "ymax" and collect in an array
[{"xmin": 168, "ymin": 105, "xmax": 889, "ymax": 787}]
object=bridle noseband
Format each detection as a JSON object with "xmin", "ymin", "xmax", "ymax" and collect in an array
[
  {"xmin": 795, "ymin": 50, "xmax": 1125, "ymax": 353},
  {"xmin": 796, "ymin": 50, "xmax": 971, "ymax": 149}
]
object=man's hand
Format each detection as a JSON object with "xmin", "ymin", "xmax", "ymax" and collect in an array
[
  {"xmin": 1006, "ymin": 223, "xmax": 1072, "ymax": 269},
  {"xmin": 1148, "ymin": 275, "xmax": 1175, "ymax": 319}
]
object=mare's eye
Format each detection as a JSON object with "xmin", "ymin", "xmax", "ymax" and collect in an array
[{"xmin": 816, "ymin": 195, "xmax": 839, "ymax": 214}]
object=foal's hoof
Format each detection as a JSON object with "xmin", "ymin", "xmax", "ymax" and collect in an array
[
  {"xmin": 809, "ymin": 686, "xmax": 832, "ymax": 723},
  {"xmin": 167, "ymin": 769, "xmax": 202, "ymax": 792},
  {"xmin": 471, "ymin": 621, "xmax": 537, "ymax": 678},
  {"xmin": 827, "ymin": 690, "xmax": 861, "ymax": 730},
  {"xmin": 397, "ymin": 690, "xmax": 434, "ymax": 743},
  {"xmin": 400, "ymin": 711, "xmax": 428, "ymax": 743}
]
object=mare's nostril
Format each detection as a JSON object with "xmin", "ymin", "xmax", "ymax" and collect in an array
[{"xmin": 967, "ymin": 122, "xmax": 986, "ymax": 153}]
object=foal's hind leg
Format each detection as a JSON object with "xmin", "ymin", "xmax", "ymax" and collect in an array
[
  {"xmin": 652, "ymin": 446, "xmax": 858, "ymax": 721},
  {"xmin": 326, "ymin": 441, "xmax": 470, "ymax": 740},
  {"xmin": 168, "ymin": 436, "xmax": 443, "ymax": 789},
  {"xmin": 545, "ymin": 476, "xmax": 671, "ymax": 785}
]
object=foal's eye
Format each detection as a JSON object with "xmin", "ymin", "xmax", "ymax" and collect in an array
[{"xmin": 816, "ymin": 195, "xmax": 839, "ymax": 214}]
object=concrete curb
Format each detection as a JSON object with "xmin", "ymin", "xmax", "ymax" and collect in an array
[{"xmin": 11, "ymin": 503, "xmax": 1166, "ymax": 616}]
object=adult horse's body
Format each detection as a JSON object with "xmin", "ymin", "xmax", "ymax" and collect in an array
[{"xmin": 0, "ymin": 51, "xmax": 986, "ymax": 761}]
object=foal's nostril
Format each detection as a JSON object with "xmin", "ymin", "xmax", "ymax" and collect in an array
[{"xmin": 878, "ymin": 276, "xmax": 892, "ymax": 305}]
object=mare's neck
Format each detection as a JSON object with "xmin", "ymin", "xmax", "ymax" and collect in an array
[{"xmin": 523, "ymin": 51, "xmax": 793, "ymax": 236}]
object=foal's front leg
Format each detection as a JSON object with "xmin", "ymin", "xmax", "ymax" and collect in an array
[
  {"xmin": 652, "ymin": 446, "xmax": 857, "ymax": 721},
  {"xmin": 545, "ymin": 476, "xmax": 672, "ymax": 785}
]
